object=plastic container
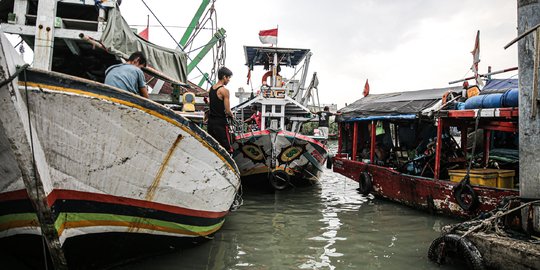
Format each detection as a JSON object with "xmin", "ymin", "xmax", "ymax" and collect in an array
[
  {"xmin": 496, "ymin": 170, "xmax": 515, "ymax": 188},
  {"xmin": 464, "ymin": 93, "xmax": 503, "ymax": 109},
  {"xmin": 449, "ymin": 169, "xmax": 498, "ymax": 186},
  {"xmin": 501, "ymin": 89, "xmax": 519, "ymax": 108},
  {"xmin": 448, "ymin": 169, "xmax": 515, "ymax": 188}
]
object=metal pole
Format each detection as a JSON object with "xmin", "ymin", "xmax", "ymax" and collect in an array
[
  {"xmin": 179, "ymin": 0, "xmax": 210, "ymax": 47},
  {"xmin": 434, "ymin": 118, "xmax": 443, "ymax": 180}
]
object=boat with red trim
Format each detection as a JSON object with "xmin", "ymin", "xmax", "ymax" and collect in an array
[
  {"xmin": 0, "ymin": 2, "xmax": 240, "ymax": 269},
  {"xmin": 332, "ymin": 82, "xmax": 519, "ymax": 219},
  {"xmin": 232, "ymin": 46, "xmax": 328, "ymax": 190}
]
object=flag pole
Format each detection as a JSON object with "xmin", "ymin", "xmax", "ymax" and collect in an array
[{"xmin": 276, "ymin": 24, "xmax": 279, "ymax": 47}]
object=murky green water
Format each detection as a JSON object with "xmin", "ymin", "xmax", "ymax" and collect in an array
[{"xmin": 116, "ymin": 167, "xmax": 459, "ymax": 270}]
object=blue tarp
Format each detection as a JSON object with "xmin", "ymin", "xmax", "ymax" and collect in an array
[{"xmin": 481, "ymin": 79, "xmax": 518, "ymax": 94}]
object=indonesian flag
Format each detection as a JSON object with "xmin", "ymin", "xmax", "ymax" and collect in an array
[
  {"xmin": 363, "ymin": 79, "xmax": 370, "ymax": 97},
  {"xmin": 259, "ymin": 28, "xmax": 278, "ymax": 45},
  {"xmin": 139, "ymin": 27, "xmax": 149, "ymax": 41},
  {"xmin": 471, "ymin": 30, "xmax": 483, "ymax": 87}
]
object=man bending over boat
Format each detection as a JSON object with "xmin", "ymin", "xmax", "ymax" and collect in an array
[
  {"xmin": 244, "ymin": 104, "xmax": 261, "ymax": 131},
  {"xmin": 104, "ymin": 51, "xmax": 149, "ymax": 98},
  {"xmin": 208, "ymin": 67, "xmax": 234, "ymax": 152},
  {"xmin": 313, "ymin": 106, "xmax": 340, "ymax": 138}
]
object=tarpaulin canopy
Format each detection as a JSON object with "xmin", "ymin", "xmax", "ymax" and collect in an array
[
  {"xmin": 101, "ymin": 7, "xmax": 188, "ymax": 83},
  {"xmin": 338, "ymin": 86, "xmax": 462, "ymax": 122},
  {"xmin": 480, "ymin": 79, "xmax": 519, "ymax": 95}
]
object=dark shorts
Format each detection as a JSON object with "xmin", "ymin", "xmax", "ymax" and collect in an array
[{"xmin": 208, "ymin": 121, "xmax": 232, "ymax": 153}]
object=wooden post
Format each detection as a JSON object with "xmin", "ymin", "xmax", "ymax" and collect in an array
[
  {"xmin": 352, "ymin": 122, "xmax": 358, "ymax": 161},
  {"xmin": 434, "ymin": 118, "xmax": 443, "ymax": 180},
  {"xmin": 13, "ymin": 0, "xmax": 28, "ymax": 25},
  {"xmin": 33, "ymin": 0, "xmax": 57, "ymax": 70},
  {"xmin": 370, "ymin": 121, "xmax": 376, "ymax": 163}
]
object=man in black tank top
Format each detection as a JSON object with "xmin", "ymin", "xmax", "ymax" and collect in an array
[{"xmin": 208, "ymin": 67, "xmax": 234, "ymax": 153}]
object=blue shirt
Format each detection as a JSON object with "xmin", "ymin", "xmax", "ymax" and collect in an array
[{"xmin": 104, "ymin": 63, "xmax": 146, "ymax": 95}]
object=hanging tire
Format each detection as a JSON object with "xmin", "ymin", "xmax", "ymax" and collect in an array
[
  {"xmin": 269, "ymin": 170, "xmax": 290, "ymax": 191},
  {"xmin": 357, "ymin": 172, "xmax": 372, "ymax": 195},
  {"xmin": 428, "ymin": 234, "xmax": 485, "ymax": 270},
  {"xmin": 453, "ymin": 183, "xmax": 479, "ymax": 212},
  {"xmin": 326, "ymin": 155, "xmax": 333, "ymax": 169}
]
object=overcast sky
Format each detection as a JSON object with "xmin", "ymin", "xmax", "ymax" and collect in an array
[{"xmin": 121, "ymin": 0, "xmax": 518, "ymax": 107}]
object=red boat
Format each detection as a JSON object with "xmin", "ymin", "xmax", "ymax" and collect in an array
[{"xmin": 332, "ymin": 82, "xmax": 519, "ymax": 218}]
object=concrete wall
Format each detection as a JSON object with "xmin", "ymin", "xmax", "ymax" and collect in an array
[{"xmin": 518, "ymin": 0, "xmax": 540, "ymax": 199}]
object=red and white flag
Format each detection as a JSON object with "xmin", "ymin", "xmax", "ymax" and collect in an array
[
  {"xmin": 363, "ymin": 79, "xmax": 370, "ymax": 97},
  {"xmin": 259, "ymin": 28, "xmax": 278, "ymax": 45},
  {"xmin": 138, "ymin": 27, "xmax": 149, "ymax": 40},
  {"xmin": 139, "ymin": 15, "xmax": 149, "ymax": 41},
  {"xmin": 471, "ymin": 30, "xmax": 483, "ymax": 87}
]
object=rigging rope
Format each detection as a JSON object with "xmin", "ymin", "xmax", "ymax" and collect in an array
[{"xmin": 139, "ymin": 0, "xmax": 213, "ymax": 84}]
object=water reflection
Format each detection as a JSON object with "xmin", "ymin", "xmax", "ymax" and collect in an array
[{"xmin": 113, "ymin": 142, "xmax": 458, "ymax": 270}]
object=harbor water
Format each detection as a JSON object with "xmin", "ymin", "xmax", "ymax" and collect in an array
[{"xmin": 114, "ymin": 144, "xmax": 459, "ymax": 270}]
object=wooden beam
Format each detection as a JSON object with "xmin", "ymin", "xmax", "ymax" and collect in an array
[{"xmin": 1, "ymin": 23, "xmax": 102, "ymax": 40}]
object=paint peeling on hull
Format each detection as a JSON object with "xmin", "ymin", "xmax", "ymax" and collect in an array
[{"xmin": 334, "ymin": 157, "xmax": 518, "ymax": 219}]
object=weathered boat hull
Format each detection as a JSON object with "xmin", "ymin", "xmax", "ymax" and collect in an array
[
  {"xmin": 333, "ymin": 157, "xmax": 518, "ymax": 219},
  {"xmin": 232, "ymin": 130, "xmax": 327, "ymax": 188},
  {"xmin": 0, "ymin": 39, "xmax": 240, "ymax": 267}
]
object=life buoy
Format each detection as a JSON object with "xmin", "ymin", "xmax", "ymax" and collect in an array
[
  {"xmin": 453, "ymin": 177, "xmax": 479, "ymax": 212},
  {"xmin": 428, "ymin": 234, "xmax": 485, "ymax": 270},
  {"xmin": 269, "ymin": 170, "xmax": 290, "ymax": 190},
  {"xmin": 262, "ymin": 71, "xmax": 279, "ymax": 86},
  {"xmin": 357, "ymin": 172, "xmax": 372, "ymax": 195}
]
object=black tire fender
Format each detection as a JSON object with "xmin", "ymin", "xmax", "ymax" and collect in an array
[
  {"xmin": 269, "ymin": 170, "xmax": 290, "ymax": 191},
  {"xmin": 428, "ymin": 234, "xmax": 485, "ymax": 270},
  {"xmin": 357, "ymin": 171, "xmax": 372, "ymax": 195},
  {"xmin": 453, "ymin": 183, "xmax": 479, "ymax": 212}
]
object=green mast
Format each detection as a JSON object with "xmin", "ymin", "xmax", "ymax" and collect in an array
[
  {"xmin": 187, "ymin": 28, "xmax": 226, "ymax": 75},
  {"xmin": 179, "ymin": 0, "xmax": 210, "ymax": 47}
]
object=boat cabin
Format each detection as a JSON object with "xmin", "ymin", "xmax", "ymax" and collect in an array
[
  {"xmin": 233, "ymin": 46, "xmax": 317, "ymax": 133},
  {"xmin": 336, "ymin": 81, "xmax": 519, "ymax": 187}
]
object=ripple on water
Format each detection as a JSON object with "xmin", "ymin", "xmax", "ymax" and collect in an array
[{"xmin": 111, "ymin": 143, "xmax": 458, "ymax": 270}]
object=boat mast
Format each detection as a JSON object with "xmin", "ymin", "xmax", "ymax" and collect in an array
[
  {"xmin": 33, "ymin": 0, "xmax": 57, "ymax": 70},
  {"xmin": 272, "ymin": 49, "xmax": 278, "ymax": 87}
]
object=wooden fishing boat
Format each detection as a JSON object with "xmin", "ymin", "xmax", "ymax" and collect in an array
[
  {"xmin": 232, "ymin": 46, "xmax": 328, "ymax": 190},
  {"xmin": 332, "ymin": 84, "xmax": 519, "ymax": 219},
  {"xmin": 0, "ymin": 1, "xmax": 240, "ymax": 269}
]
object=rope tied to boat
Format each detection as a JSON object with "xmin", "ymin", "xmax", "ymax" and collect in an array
[
  {"xmin": 0, "ymin": 63, "xmax": 30, "ymax": 88},
  {"xmin": 454, "ymin": 199, "xmax": 540, "ymax": 238},
  {"xmin": 453, "ymin": 108, "xmax": 482, "ymax": 211}
]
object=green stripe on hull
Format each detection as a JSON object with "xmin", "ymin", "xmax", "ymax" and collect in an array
[
  {"xmin": 0, "ymin": 213, "xmax": 40, "ymax": 230},
  {"xmin": 54, "ymin": 212, "xmax": 224, "ymax": 235}
]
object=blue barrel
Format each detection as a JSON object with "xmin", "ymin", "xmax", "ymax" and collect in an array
[
  {"xmin": 464, "ymin": 93, "xmax": 503, "ymax": 109},
  {"xmin": 501, "ymin": 89, "xmax": 518, "ymax": 107}
]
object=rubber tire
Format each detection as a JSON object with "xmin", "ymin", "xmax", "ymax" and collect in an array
[
  {"xmin": 454, "ymin": 184, "xmax": 479, "ymax": 212},
  {"xmin": 357, "ymin": 172, "xmax": 372, "ymax": 196},
  {"xmin": 326, "ymin": 155, "xmax": 333, "ymax": 169},
  {"xmin": 428, "ymin": 234, "xmax": 485, "ymax": 270},
  {"xmin": 269, "ymin": 170, "xmax": 290, "ymax": 191}
]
